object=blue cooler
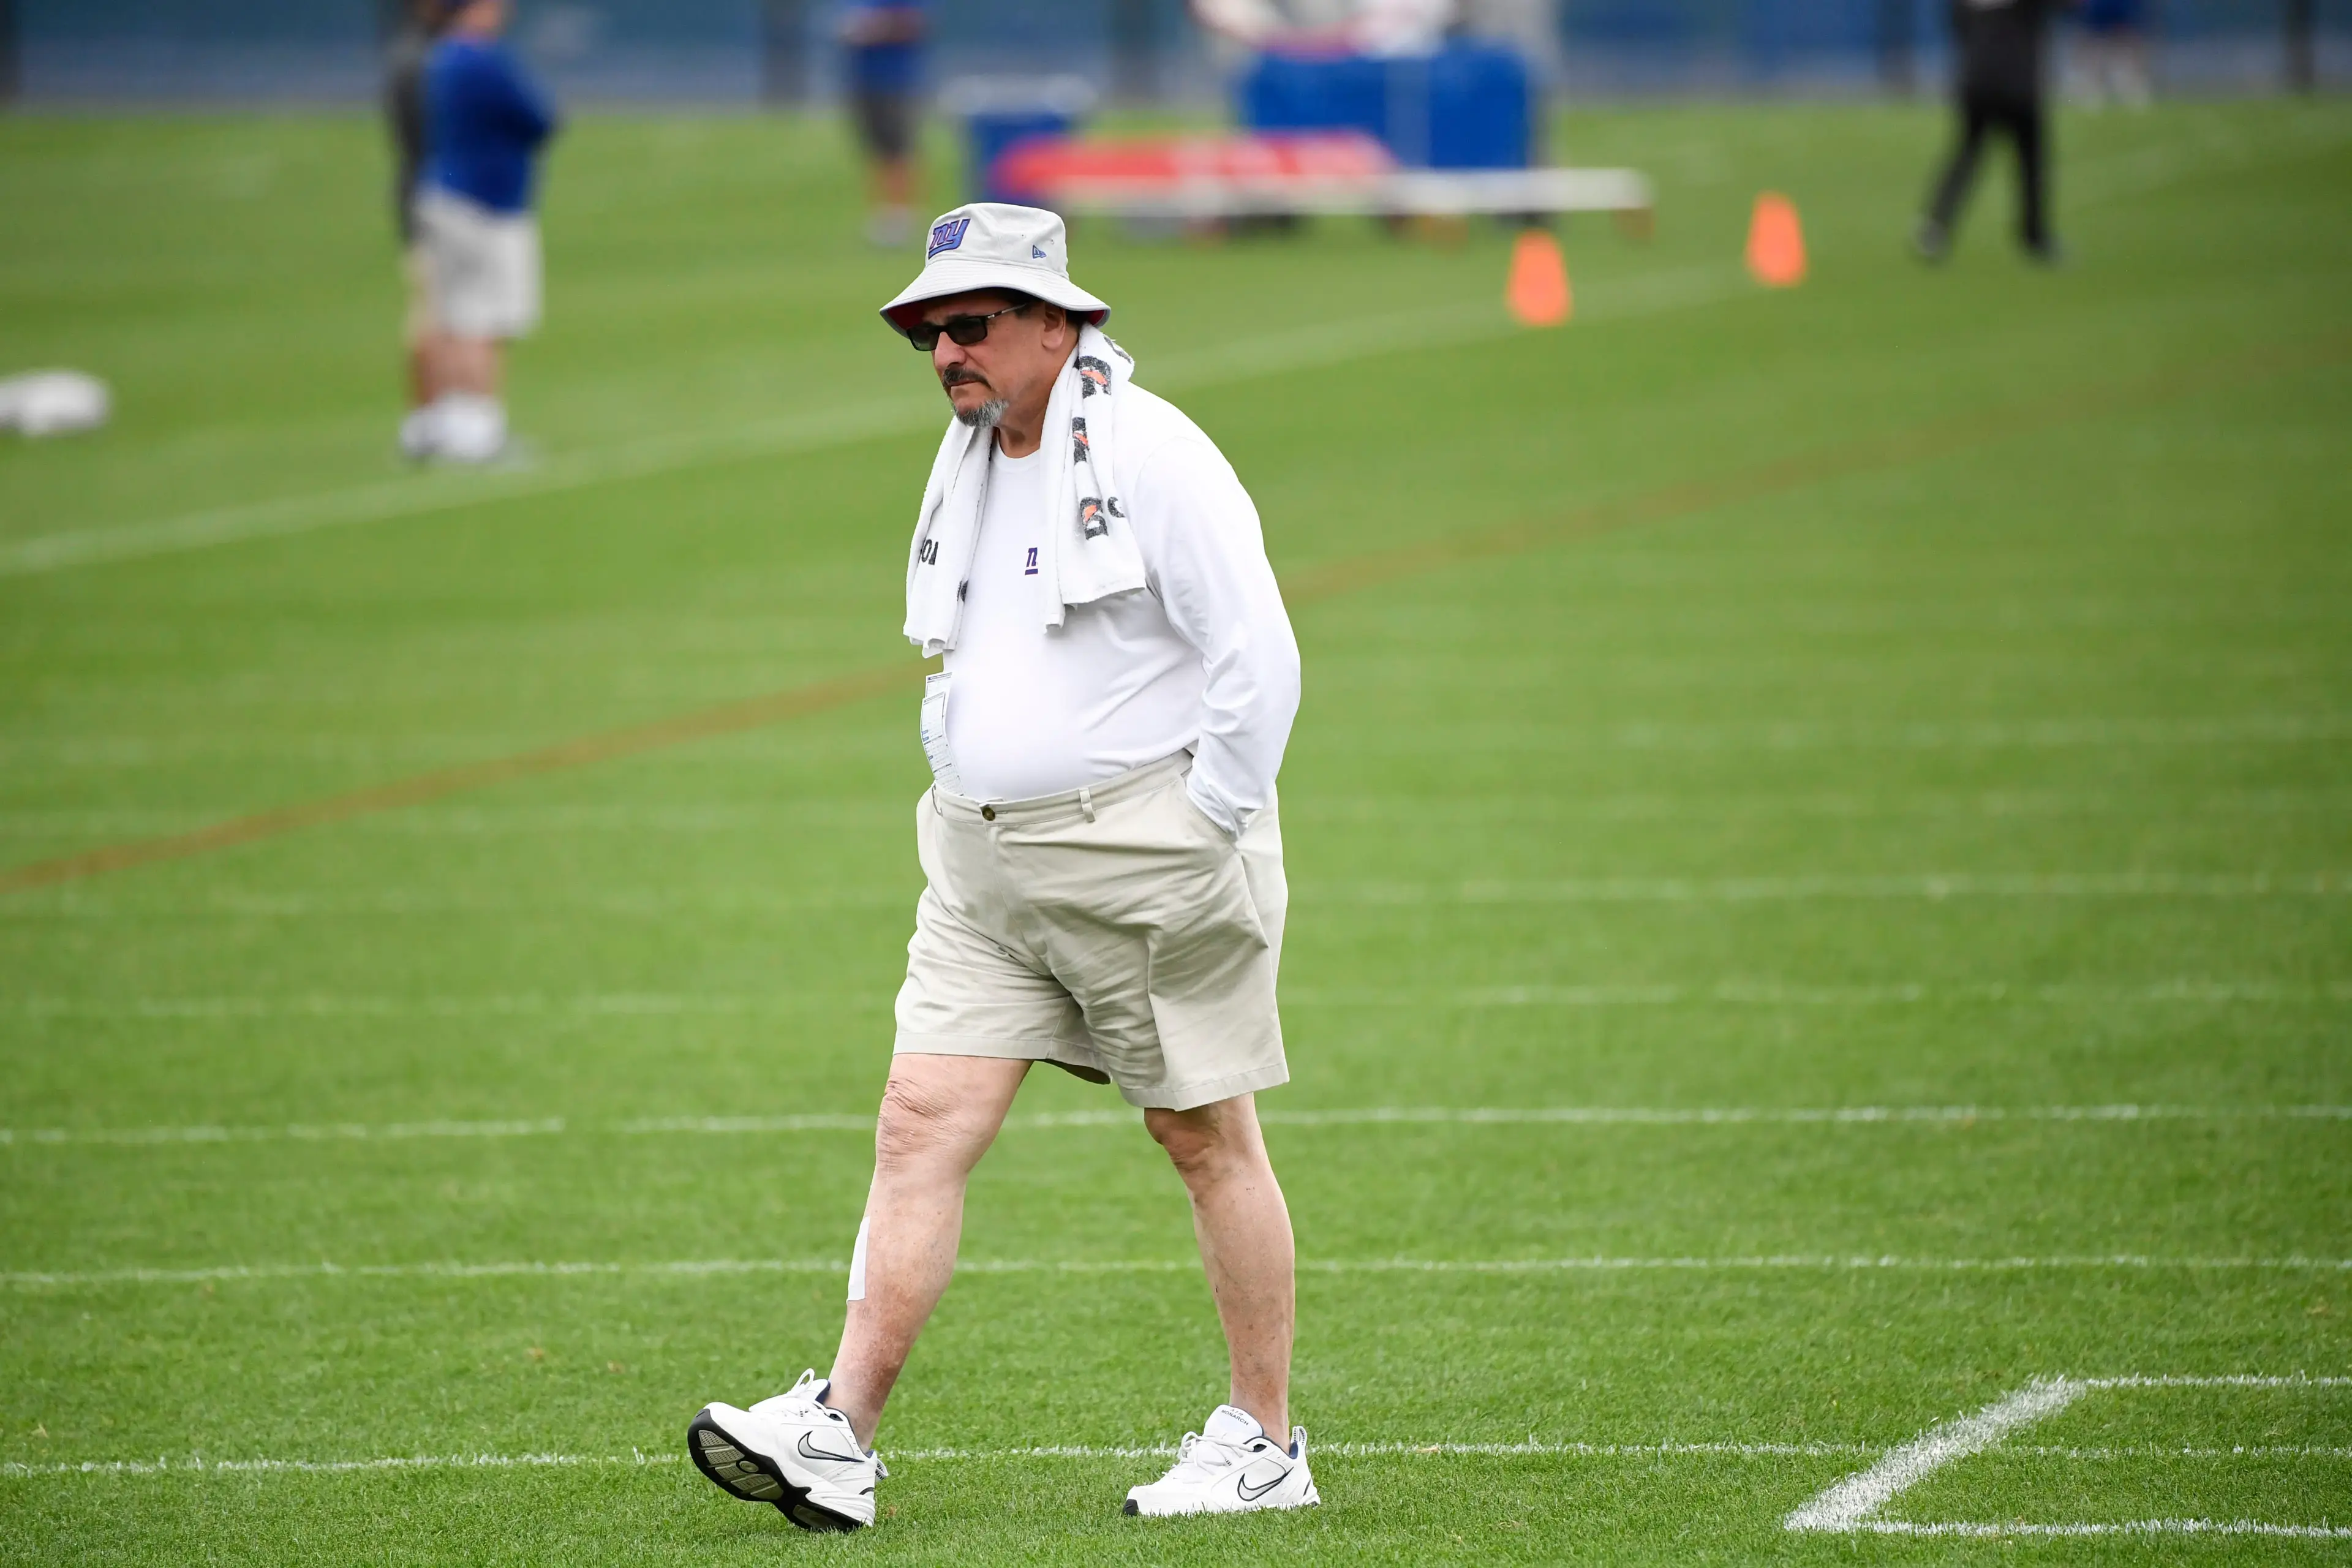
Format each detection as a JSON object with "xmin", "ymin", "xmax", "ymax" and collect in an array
[
  {"xmin": 1240, "ymin": 42, "xmax": 1531, "ymax": 170},
  {"xmin": 942, "ymin": 76, "xmax": 1096, "ymax": 203}
]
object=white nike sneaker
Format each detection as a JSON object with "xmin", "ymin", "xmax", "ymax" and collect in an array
[
  {"xmin": 397, "ymin": 405, "xmax": 439, "ymax": 462},
  {"xmin": 1123, "ymin": 1403, "xmax": 1319, "ymax": 1517},
  {"xmin": 687, "ymin": 1370, "xmax": 883, "ymax": 1531}
]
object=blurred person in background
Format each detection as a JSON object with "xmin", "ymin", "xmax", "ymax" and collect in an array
[
  {"xmin": 1191, "ymin": 0, "xmax": 1457, "ymax": 55},
  {"xmin": 385, "ymin": 0, "xmax": 444, "ymax": 431},
  {"xmin": 2075, "ymin": 0, "xmax": 2152, "ymax": 107},
  {"xmin": 403, "ymin": 0, "xmax": 559, "ymax": 464},
  {"xmin": 839, "ymin": 0, "xmax": 928, "ymax": 247},
  {"xmin": 1915, "ymin": 0, "xmax": 2067, "ymax": 266}
]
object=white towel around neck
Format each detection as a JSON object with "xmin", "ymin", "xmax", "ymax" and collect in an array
[{"xmin": 902, "ymin": 323, "xmax": 1148, "ymax": 657}]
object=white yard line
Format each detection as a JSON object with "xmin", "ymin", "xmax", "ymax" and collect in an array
[
  {"xmin": 1340, "ymin": 873, "xmax": 2352, "ymax": 904},
  {"xmin": 7, "ymin": 1255, "xmax": 2347, "ymax": 1291},
  {"xmin": 1786, "ymin": 1374, "xmax": 2352, "ymax": 1539},
  {"xmin": 7, "ymin": 871, "xmax": 2346, "ymax": 919},
  {"xmin": 1853, "ymin": 1520, "xmax": 2352, "ymax": 1539},
  {"xmin": 12, "ymin": 979, "xmax": 2348, "ymax": 1017},
  {"xmin": 14, "ymin": 1368, "xmax": 2351, "ymax": 1487},
  {"xmin": 13, "ymin": 1429, "xmax": 2347, "ymax": 1485},
  {"xmin": 10, "ymin": 1102, "xmax": 2348, "ymax": 1147},
  {"xmin": 2009, "ymin": 1444, "xmax": 2352, "ymax": 1460},
  {"xmin": 1363, "ymin": 714, "xmax": 2352, "ymax": 753},
  {"xmin": 2075, "ymin": 1374, "xmax": 2352, "ymax": 1390},
  {"xmin": 0, "ymin": 268, "xmax": 1741, "ymax": 582},
  {"xmin": 1290, "ymin": 1257, "xmax": 2352, "ymax": 1275},
  {"xmin": 0, "ymin": 1437, "xmax": 1870, "ymax": 1480},
  {"xmin": 0, "ymin": 1118, "xmax": 575, "ymax": 1145},
  {"xmin": 1259, "ymin": 1104, "xmax": 2352, "ymax": 1126},
  {"xmin": 2, "ymin": 1450, "xmax": 687, "ymax": 1477},
  {"xmin": 7, "ymin": 715, "xmax": 2345, "ymax": 774},
  {"xmin": 1785, "ymin": 1378, "xmax": 2087, "ymax": 1532},
  {"xmin": 7, "ymin": 785, "xmax": 2348, "ymax": 835},
  {"xmin": 9, "ymin": 714, "xmax": 2344, "ymax": 769},
  {"xmin": 1305, "ymin": 981, "xmax": 2352, "ymax": 1006},
  {"xmin": 7, "ymin": 1102, "xmax": 2346, "ymax": 1147}
]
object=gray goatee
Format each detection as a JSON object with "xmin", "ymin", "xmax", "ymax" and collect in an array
[{"xmin": 954, "ymin": 396, "xmax": 1012, "ymax": 430}]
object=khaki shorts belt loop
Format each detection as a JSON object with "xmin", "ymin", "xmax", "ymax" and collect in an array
[{"xmin": 930, "ymin": 750, "xmax": 1192, "ymax": 831}]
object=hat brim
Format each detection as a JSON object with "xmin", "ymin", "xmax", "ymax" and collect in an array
[{"xmin": 879, "ymin": 256, "xmax": 1111, "ymax": 335}]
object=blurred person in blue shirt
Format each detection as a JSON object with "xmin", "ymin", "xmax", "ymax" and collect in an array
[
  {"xmin": 840, "ymin": 1, "xmax": 928, "ymax": 247},
  {"xmin": 2075, "ymin": 0, "xmax": 2151, "ymax": 108},
  {"xmin": 405, "ymin": 0, "xmax": 559, "ymax": 464}
]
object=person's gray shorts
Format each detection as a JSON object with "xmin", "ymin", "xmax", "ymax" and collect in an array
[
  {"xmin": 851, "ymin": 88, "xmax": 915, "ymax": 161},
  {"xmin": 893, "ymin": 752, "xmax": 1288, "ymax": 1112}
]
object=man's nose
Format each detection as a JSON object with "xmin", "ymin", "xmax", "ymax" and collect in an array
[{"xmin": 933, "ymin": 339, "xmax": 970, "ymax": 376}]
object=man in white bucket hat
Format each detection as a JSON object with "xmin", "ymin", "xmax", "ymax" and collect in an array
[{"xmin": 686, "ymin": 203, "xmax": 1313, "ymax": 1530}]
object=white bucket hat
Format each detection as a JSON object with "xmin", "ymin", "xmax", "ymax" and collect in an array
[{"xmin": 879, "ymin": 203, "xmax": 1111, "ymax": 336}]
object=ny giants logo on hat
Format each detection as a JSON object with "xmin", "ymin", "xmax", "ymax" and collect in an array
[{"xmin": 927, "ymin": 217, "xmax": 972, "ymax": 260}]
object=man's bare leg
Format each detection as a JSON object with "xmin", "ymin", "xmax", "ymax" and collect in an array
[
  {"xmin": 1145, "ymin": 1093, "xmax": 1295, "ymax": 1437},
  {"xmin": 434, "ymin": 334, "xmax": 500, "ymax": 396},
  {"xmin": 825, "ymin": 1053, "xmax": 1030, "ymax": 1449}
]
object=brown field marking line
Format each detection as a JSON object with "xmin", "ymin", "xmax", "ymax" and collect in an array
[
  {"xmin": 4, "ymin": 334, "xmax": 2344, "ymax": 897},
  {"xmin": 0, "ymin": 664, "xmax": 912, "ymax": 894}
]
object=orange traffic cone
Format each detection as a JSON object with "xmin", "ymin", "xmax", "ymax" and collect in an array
[
  {"xmin": 1746, "ymin": 192, "xmax": 1807, "ymax": 288},
  {"xmin": 1505, "ymin": 228, "xmax": 1572, "ymax": 326}
]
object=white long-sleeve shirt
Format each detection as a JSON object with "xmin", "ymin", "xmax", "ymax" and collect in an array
[{"xmin": 941, "ymin": 385, "xmax": 1300, "ymax": 836}]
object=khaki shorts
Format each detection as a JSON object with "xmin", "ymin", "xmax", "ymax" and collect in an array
[
  {"xmin": 894, "ymin": 752, "xmax": 1288, "ymax": 1112},
  {"xmin": 415, "ymin": 187, "xmax": 541, "ymax": 341}
]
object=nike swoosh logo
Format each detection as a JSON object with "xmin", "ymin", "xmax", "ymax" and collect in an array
[
  {"xmin": 1235, "ymin": 1463, "xmax": 1290, "ymax": 1502},
  {"xmin": 797, "ymin": 1431, "xmax": 866, "ymax": 1466}
]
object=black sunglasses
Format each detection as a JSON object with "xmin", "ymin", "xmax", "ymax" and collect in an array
[{"xmin": 905, "ymin": 302, "xmax": 1030, "ymax": 353}]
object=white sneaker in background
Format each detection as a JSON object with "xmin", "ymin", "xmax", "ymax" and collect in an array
[
  {"xmin": 687, "ymin": 1369, "xmax": 882, "ymax": 1531},
  {"xmin": 1123, "ymin": 1403, "xmax": 1319, "ymax": 1517},
  {"xmin": 398, "ymin": 405, "xmax": 439, "ymax": 462},
  {"xmin": 428, "ymin": 392, "xmax": 507, "ymax": 464}
]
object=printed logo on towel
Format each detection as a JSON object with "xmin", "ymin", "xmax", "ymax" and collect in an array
[
  {"xmin": 1071, "ymin": 417, "xmax": 1090, "ymax": 463},
  {"xmin": 1076, "ymin": 356, "xmax": 1113, "ymax": 398},
  {"xmin": 1023, "ymin": 546, "xmax": 1040, "ymax": 576},
  {"xmin": 917, "ymin": 538, "xmax": 940, "ymax": 565},
  {"xmin": 926, "ymin": 217, "xmax": 972, "ymax": 259},
  {"xmin": 1078, "ymin": 497, "xmax": 1109, "ymax": 540}
]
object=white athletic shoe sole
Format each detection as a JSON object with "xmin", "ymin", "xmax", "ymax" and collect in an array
[{"xmin": 687, "ymin": 1403, "xmax": 874, "ymax": 1532}]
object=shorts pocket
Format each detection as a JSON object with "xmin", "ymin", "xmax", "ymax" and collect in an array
[{"xmin": 1172, "ymin": 774, "xmax": 1239, "ymax": 850}]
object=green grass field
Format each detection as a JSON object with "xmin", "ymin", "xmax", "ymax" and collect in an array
[{"xmin": 2, "ymin": 99, "xmax": 2349, "ymax": 1562}]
